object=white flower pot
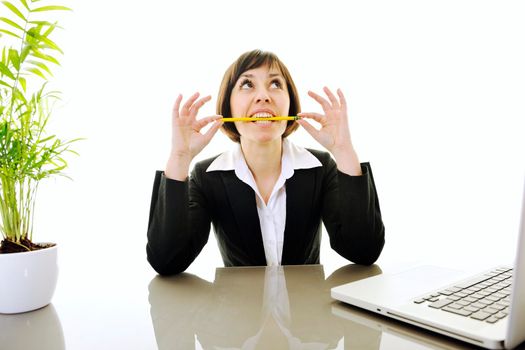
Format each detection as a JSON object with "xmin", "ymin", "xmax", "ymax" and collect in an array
[{"xmin": 0, "ymin": 244, "xmax": 58, "ymax": 314}]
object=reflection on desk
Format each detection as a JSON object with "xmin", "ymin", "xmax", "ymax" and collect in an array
[
  {"xmin": 149, "ymin": 265, "xmax": 382, "ymax": 349},
  {"xmin": 0, "ymin": 304, "xmax": 65, "ymax": 350},
  {"xmin": 148, "ymin": 264, "xmax": 506, "ymax": 350}
]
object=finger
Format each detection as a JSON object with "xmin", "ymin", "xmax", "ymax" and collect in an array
[
  {"xmin": 307, "ymin": 90, "xmax": 331, "ymax": 110},
  {"xmin": 337, "ymin": 88, "xmax": 347, "ymax": 110},
  {"xmin": 297, "ymin": 112, "xmax": 326, "ymax": 124},
  {"xmin": 203, "ymin": 119, "xmax": 224, "ymax": 143},
  {"xmin": 172, "ymin": 94, "xmax": 183, "ymax": 118},
  {"xmin": 323, "ymin": 86, "xmax": 340, "ymax": 108},
  {"xmin": 193, "ymin": 115, "xmax": 222, "ymax": 131},
  {"xmin": 181, "ymin": 92, "xmax": 200, "ymax": 116},
  {"xmin": 189, "ymin": 95, "xmax": 212, "ymax": 118},
  {"xmin": 296, "ymin": 119, "xmax": 320, "ymax": 139}
]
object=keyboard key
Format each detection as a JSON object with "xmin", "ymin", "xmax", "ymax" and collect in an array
[
  {"xmin": 413, "ymin": 298, "xmax": 426, "ymax": 304},
  {"xmin": 439, "ymin": 290, "xmax": 454, "ymax": 296},
  {"xmin": 486, "ymin": 295, "xmax": 501, "ymax": 302},
  {"xmin": 469, "ymin": 293, "xmax": 484, "ymax": 299},
  {"xmin": 483, "ymin": 307, "xmax": 500, "ymax": 315},
  {"xmin": 492, "ymin": 304, "xmax": 507, "ymax": 311},
  {"xmin": 466, "ymin": 296, "xmax": 481, "ymax": 303},
  {"xmin": 471, "ymin": 311, "xmax": 491, "ymax": 320},
  {"xmin": 486, "ymin": 316, "xmax": 500, "ymax": 323},
  {"xmin": 448, "ymin": 303, "xmax": 465, "ymax": 309},
  {"xmin": 471, "ymin": 302, "xmax": 486, "ymax": 309},
  {"xmin": 464, "ymin": 305, "xmax": 481, "ymax": 313},
  {"xmin": 428, "ymin": 298, "xmax": 454, "ymax": 309},
  {"xmin": 496, "ymin": 267, "xmax": 511, "ymax": 272},
  {"xmin": 442, "ymin": 307, "xmax": 472, "ymax": 316}
]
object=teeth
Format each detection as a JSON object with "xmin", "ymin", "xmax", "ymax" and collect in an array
[
  {"xmin": 252, "ymin": 112, "xmax": 273, "ymax": 118},
  {"xmin": 252, "ymin": 112, "xmax": 274, "ymax": 123}
]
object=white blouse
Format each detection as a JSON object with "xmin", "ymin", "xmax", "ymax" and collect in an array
[{"xmin": 206, "ymin": 139, "xmax": 322, "ymax": 266}]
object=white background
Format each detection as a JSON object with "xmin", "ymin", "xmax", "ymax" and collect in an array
[{"xmin": 32, "ymin": 0, "xmax": 525, "ymax": 279}]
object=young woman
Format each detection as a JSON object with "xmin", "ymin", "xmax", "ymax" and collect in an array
[{"xmin": 147, "ymin": 49, "xmax": 385, "ymax": 275}]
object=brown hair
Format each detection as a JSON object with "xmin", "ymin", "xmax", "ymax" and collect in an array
[{"xmin": 217, "ymin": 49, "xmax": 300, "ymax": 143}]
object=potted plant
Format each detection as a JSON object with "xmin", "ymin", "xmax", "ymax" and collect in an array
[{"xmin": 0, "ymin": 0, "xmax": 78, "ymax": 313}]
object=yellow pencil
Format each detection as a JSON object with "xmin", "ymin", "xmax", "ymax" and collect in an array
[{"xmin": 221, "ymin": 116, "xmax": 300, "ymax": 122}]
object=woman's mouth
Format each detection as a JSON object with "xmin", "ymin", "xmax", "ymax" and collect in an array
[{"xmin": 250, "ymin": 112, "xmax": 275, "ymax": 124}]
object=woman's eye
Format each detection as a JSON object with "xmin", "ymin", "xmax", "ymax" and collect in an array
[
  {"xmin": 240, "ymin": 79, "xmax": 253, "ymax": 89},
  {"xmin": 270, "ymin": 79, "xmax": 283, "ymax": 89}
]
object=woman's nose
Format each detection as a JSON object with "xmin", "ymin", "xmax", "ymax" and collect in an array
[{"xmin": 255, "ymin": 88, "xmax": 271, "ymax": 103}]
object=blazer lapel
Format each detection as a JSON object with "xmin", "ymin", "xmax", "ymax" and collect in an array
[{"xmin": 220, "ymin": 172, "xmax": 266, "ymax": 264}]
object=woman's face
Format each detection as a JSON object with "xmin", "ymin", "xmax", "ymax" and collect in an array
[{"xmin": 230, "ymin": 64, "xmax": 290, "ymax": 144}]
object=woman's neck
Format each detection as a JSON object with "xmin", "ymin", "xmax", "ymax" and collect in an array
[{"xmin": 240, "ymin": 138, "xmax": 283, "ymax": 181}]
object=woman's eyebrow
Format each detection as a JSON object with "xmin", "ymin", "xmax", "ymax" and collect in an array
[{"xmin": 239, "ymin": 73, "xmax": 283, "ymax": 78}]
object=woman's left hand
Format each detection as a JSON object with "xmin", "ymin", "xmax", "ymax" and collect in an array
[
  {"xmin": 297, "ymin": 87, "xmax": 354, "ymax": 153},
  {"xmin": 297, "ymin": 87, "xmax": 362, "ymax": 175}
]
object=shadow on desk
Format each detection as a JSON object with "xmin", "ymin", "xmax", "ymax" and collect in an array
[{"xmin": 148, "ymin": 264, "xmax": 383, "ymax": 349}]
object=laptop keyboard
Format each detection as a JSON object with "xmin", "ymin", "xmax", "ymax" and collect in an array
[{"xmin": 413, "ymin": 267, "xmax": 513, "ymax": 323}]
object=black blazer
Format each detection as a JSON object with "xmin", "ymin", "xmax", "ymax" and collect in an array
[{"xmin": 147, "ymin": 149, "xmax": 385, "ymax": 275}]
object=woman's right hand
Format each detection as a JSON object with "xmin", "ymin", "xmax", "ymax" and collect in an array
[{"xmin": 166, "ymin": 92, "xmax": 223, "ymax": 180}]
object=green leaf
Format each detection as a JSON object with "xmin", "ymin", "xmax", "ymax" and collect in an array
[
  {"xmin": 0, "ymin": 62, "xmax": 15, "ymax": 79},
  {"xmin": 42, "ymin": 21, "xmax": 57, "ymax": 37},
  {"xmin": 18, "ymin": 76, "xmax": 26, "ymax": 91},
  {"xmin": 38, "ymin": 35, "xmax": 63, "ymax": 54},
  {"xmin": 0, "ymin": 28, "xmax": 21, "ymax": 39},
  {"xmin": 1, "ymin": 1, "xmax": 27, "ymax": 22},
  {"xmin": 0, "ymin": 16, "xmax": 24, "ymax": 31},
  {"xmin": 12, "ymin": 88, "xmax": 26, "ymax": 103},
  {"xmin": 31, "ymin": 5, "xmax": 71, "ymax": 12},
  {"xmin": 31, "ymin": 50, "xmax": 59, "ymax": 65},
  {"xmin": 25, "ymin": 66, "xmax": 46, "ymax": 79},
  {"xmin": 9, "ymin": 48, "xmax": 20, "ymax": 70},
  {"xmin": 0, "ymin": 79, "xmax": 11, "ymax": 88},
  {"xmin": 37, "ymin": 135, "xmax": 55, "ymax": 143},
  {"xmin": 29, "ymin": 20, "xmax": 53, "ymax": 26},
  {"xmin": 27, "ymin": 59, "xmax": 52, "ymax": 75},
  {"xmin": 16, "ymin": 0, "xmax": 29, "ymax": 10},
  {"xmin": 19, "ymin": 45, "xmax": 30, "ymax": 61}
]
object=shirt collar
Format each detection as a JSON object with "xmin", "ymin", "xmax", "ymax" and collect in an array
[{"xmin": 205, "ymin": 139, "xmax": 322, "ymax": 173}]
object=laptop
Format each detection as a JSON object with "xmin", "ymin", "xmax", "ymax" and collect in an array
[{"xmin": 331, "ymin": 180, "xmax": 525, "ymax": 350}]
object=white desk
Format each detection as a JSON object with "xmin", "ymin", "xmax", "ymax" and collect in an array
[{"xmin": 4, "ymin": 259, "xmax": 523, "ymax": 349}]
